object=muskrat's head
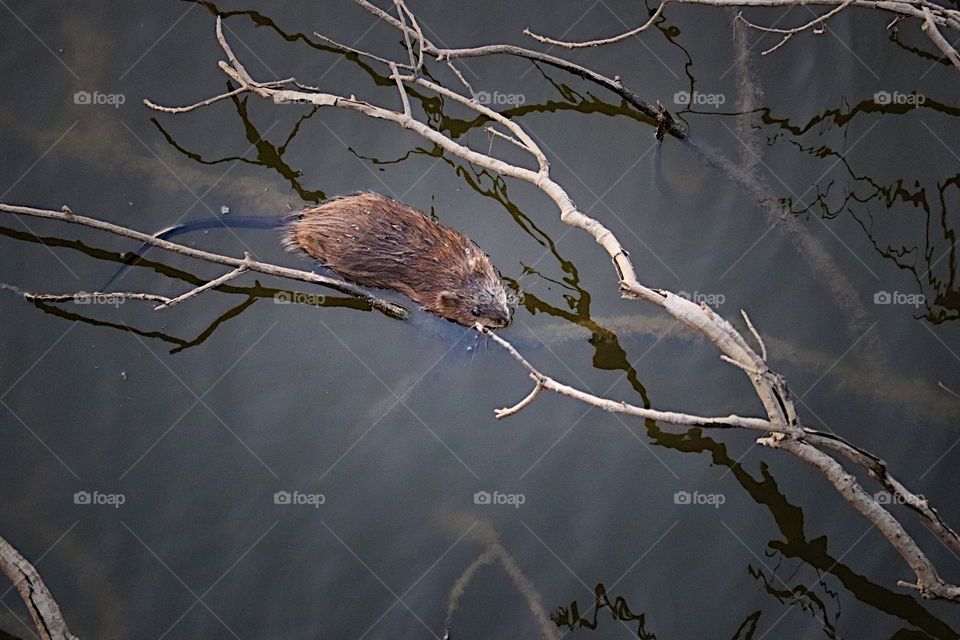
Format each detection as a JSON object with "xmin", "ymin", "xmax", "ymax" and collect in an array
[
  {"xmin": 437, "ymin": 285, "xmax": 511, "ymax": 328},
  {"xmin": 436, "ymin": 250, "xmax": 512, "ymax": 329}
]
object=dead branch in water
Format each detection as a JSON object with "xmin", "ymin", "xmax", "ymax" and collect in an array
[
  {"xmin": 348, "ymin": 0, "xmax": 688, "ymax": 138},
  {"xmin": 0, "ymin": 535, "xmax": 78, "ymax": 640},
  {"xmin": 0, "ymin": 203, "xmax": 409, "ymax": 320},
  {"xmin": 7, "ymin": 0, "xmax": 959, "ymax": 608},
  {"xmin": 922, "ymin": 5, "xmax": 960, "ymax": 70},
  {"xmin": 521, "ymin": 0, "xmax": 960, "ymax": 68},
  {"xmin": 138, "ymin": 10, "xmax": 960, "ymax": 602}
]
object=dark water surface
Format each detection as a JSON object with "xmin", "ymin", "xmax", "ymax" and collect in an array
[{"xmin": 1, "ymin": 1, "xmax": 959, "ymax": 638}]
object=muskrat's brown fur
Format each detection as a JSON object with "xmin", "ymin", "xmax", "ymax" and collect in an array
[{"xmin": 284, "ymin": 193, "xmax": 511, "ymax": 328}]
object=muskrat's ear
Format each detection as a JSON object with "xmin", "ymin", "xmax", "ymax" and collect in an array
[
  {"xmin": 437, "ymin": 291, "xmax": 458, "ymax": 307},
  {"xmin": 436, "ymin": 290, "xmax": 468, "ymax": 316}
]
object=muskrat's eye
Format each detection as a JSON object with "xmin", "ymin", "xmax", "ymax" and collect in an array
[{"xmin": 471, "ymin": 307, "xmax": 482, "ymax": 317}]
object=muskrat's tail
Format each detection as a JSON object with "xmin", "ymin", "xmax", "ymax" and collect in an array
[
  {"xmin": 101, "ymin": 214, "xmax": 296, "ymax": 291},
  {"xmin": 152, "ymin": 214, "xmax": 293, "ymax": 241}
]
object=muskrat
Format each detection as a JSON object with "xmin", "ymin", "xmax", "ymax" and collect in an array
[
  {"xmin": 283, "ymin": 193, "xmax": 511, "ymax": 328},
  {"xmin": 104, "ymin": 193, "xmax": 511, "ymax": 327}
]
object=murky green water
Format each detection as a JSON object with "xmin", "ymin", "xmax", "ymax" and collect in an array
[{"xmin": 1, "ymin": 1, "xmax": 959, "ymax": 638}]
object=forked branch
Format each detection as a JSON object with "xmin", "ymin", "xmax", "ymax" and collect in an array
[
  {"xmin": 28, "ymin": 5, "xmax": 960, "ymax": 604},
  {"xmin": 0, "ymin": 203, "xmax": 409, "ymax": 320},
  {"xmin": 522, "ymin": 0, "xmax": 960, "ymax": 69}
]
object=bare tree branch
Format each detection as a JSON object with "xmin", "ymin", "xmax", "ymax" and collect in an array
[
  {"xmin": 154, "ymin": 253, "xmax": 253, "ymax": 310},
  {"xmin": 479, "ymin": 324, "xmax": 797, "ymax": 435},
  {"xmin": 0, "ymin": 203, "xmax": 409, "ymax": 320},
  {"xmin": 350, "ymin": 0, "xmax": 688, "ymax": 138},
  {"xmin": 42, "ymin": 7, "xmax": 960, "ymax": 604},
  {"xmin": 922, "ymin": 6, "xmax": 960, "ymax": 70},
  {"xmin": 0, "ymin": 535, "xmax": 78, "ymax": 640},
  {"xmin": 522, "ymin": 0, "xmax": 960, "ymax": 68},
  {"xmin": 1, "ymin": 282, "xmax": 172, "ymax": 305},
  {"xmin": 523, "ymin": 2, "xmax": 668, "ymax": 47}
]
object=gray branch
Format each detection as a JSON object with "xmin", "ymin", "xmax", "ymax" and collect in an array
[
  {"xmin": 0, "ymin": 535, "xmax": 78, "ymax": 640},
  {"xmin": 0, "ymin": 203, "xmax": 409, "ymax": 320}
]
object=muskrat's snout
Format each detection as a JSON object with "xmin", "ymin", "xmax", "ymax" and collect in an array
[
  {"xmin": 472, "ymin": 285, "xmax": 512, "ymax": 328},
  {"xmin": 439, "ymin": 284, "xmax": 512, "ymax": 328},
  {"xmin": 475, "ymin": 303, "xmax": 511, "ymax": 328}
]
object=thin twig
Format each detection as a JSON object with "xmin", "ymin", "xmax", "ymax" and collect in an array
[
  {"xmin": 524, "ymin": 1, "xmax": 669, "ymax": 48},
  {"xmin": 486, "ymin": 127, "xmax": 530, "ymax": 153},
  {"xmin": 314, "ymin": 32, "xmax": 412, "ymax": 69},
  {"xmin": 738, "ymin": 0, "xmax": 857, "ymax": 34},
  {"xmin": 741, "ymin": 309, "xmax": 767, "ymax": 361},
  {"xmin": 479, "ymin": 325, "xmax": 791, "ymax": 433},
  {"xmin": 393, "ymin": 0, "xmax": 418, "ymax": 70},
  {"xmin": 154, "ymin": 254, "xmax": 253, "ymax": 310},
  {"xmin": 144, "ymin": 78, "xmax": 296, "ymax": 113},
  {"xmin": 390, "ymin": 62, "xmax": 412, "ymax": 117},
  {"xmin": 1, "ymin": 283, "xmax": 172, "ymax": 305},
  {"xmin": 720, "ymin": 354, "xmax": 766, "ymax": 375},
  {"xmin": 394, "ymin": 0, "xmax": 425, "ymax": 71},
  {"xmin": 445, "ymin": 59, "xmax": 477, "ymax": 99},
  {"xmin": 495, "ymin": 373, "xmax": 544, "ymax": 419}
]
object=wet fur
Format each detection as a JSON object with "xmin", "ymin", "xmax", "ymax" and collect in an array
[{"xmin": 284, "ymin": 193, "xmax": 510, "ymax": 327}]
